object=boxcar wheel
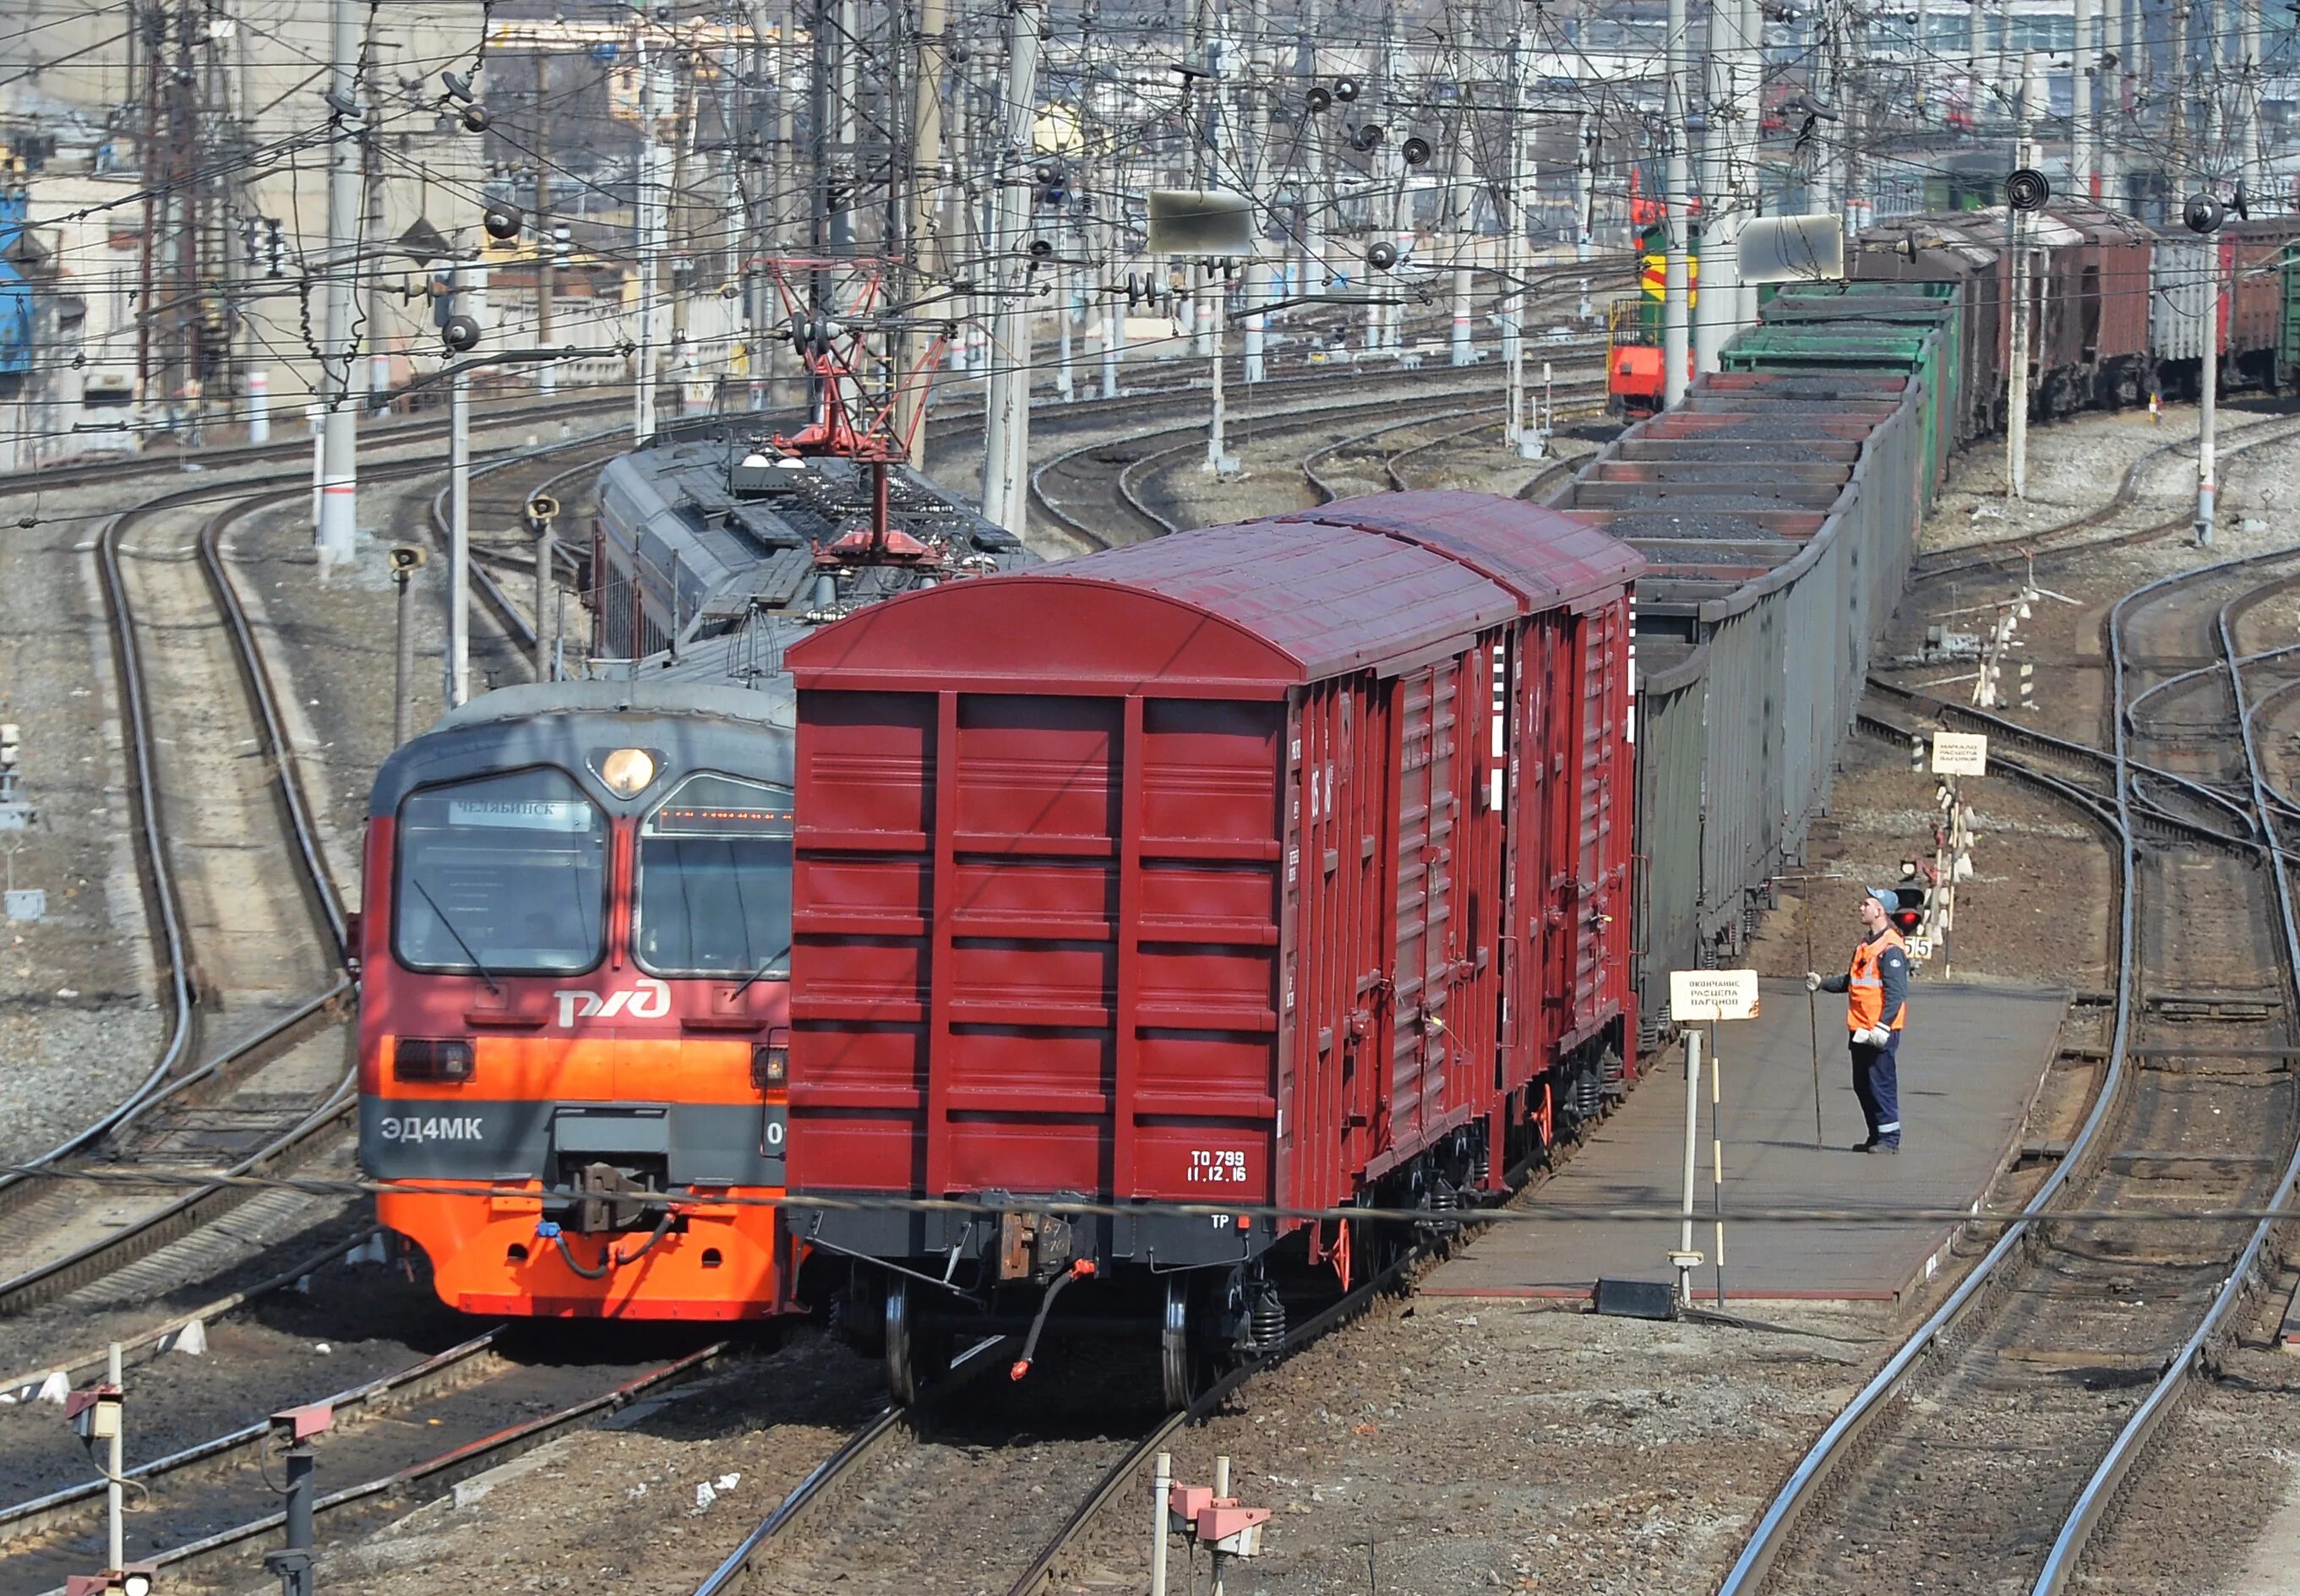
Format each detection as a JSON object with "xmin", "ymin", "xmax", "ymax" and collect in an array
[
  {"xmin": 1161, "ymin": 1273, "xmax": 1204, "ymax": 1411},
  {"xmin": 885, "ymin": 1277, "xmax": 948, "ymax": 1406}
]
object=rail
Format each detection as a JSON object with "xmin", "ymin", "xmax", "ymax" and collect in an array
[{"xmin": 1723, "ymin": 544, "xmax": 2300, "ymax": 1593}]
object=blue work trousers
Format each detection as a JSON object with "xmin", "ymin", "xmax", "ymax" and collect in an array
[{"xmin": 1850, "ymin": 1031, "xmax": 1902, "ymax": 1147}]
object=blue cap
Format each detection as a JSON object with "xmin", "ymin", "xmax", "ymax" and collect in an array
[{"xmin": 1867, "ymin": 886, "xmax": 1899, "ymax": 913}]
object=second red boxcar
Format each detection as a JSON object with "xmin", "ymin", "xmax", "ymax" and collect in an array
[{"xmin": 783, "ymin": 493, "xmax": 1640, "ymax": 1404}]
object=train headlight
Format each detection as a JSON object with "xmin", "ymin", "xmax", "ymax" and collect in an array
[
  {"xmin": 751, "ymin": 1042, "xmax": 788, "ymax": 1087},
  {"xmin": 122, "ymin": 1571, "xmax": 155, "ymax": 1596},
  {"xmin": 394, "ymin": 1038, "xmax": 476, "ymax": 1082},
  {"xmin": 598, "ymin": 747, "xmax": 657, "ymax": 797}
]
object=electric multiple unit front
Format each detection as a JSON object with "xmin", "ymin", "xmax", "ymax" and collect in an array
[{"xmin": 357, "ymin": 681, "xmax": 795, "ymax": 1319}]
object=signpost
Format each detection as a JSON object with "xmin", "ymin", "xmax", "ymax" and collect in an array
[{"xmin": 1668, "ymin": 969, "xmax": 1761, "ymax": 1306}]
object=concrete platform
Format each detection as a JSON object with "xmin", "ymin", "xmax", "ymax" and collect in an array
[{"xmin": 1425, "ymin": 978, "xmax": 2069, "ymax": 1301}]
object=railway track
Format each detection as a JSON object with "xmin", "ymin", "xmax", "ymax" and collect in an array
[
  {"xmin": 0, "ymin": 482, "xmax": 356, "ymax": 1321},
  {"xmin": 0, "ymin": 281, "xmax": 1626, "ymax": 504},
  {"xmin": 1913, "ymin": 404, "xmax": 2300, "ymax": 585},
  {"xmin": 0, "ymin": 409, "xmax": 635, "ymax": 1327},
  {"xmin": 693, "ymin": 1203, "xmax": 1494, "ymax": 1595},
  {"xmin": 1722, "ymin": 543, "xmax": 2300, "ymax": 1594},
  {"xmin": 1300, "ymin": 389, "xmax": 1605, "ymax": 504},
  {"xmin": 0, "ymin": 1325, "xmax": 726, "ymax": 1596},
  {"xmin": 1028, "ymin": 369, "xmax": 1605, "ymax": 549}
]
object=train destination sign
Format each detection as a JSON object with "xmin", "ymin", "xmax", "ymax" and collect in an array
[{"xmin": 1668, "ymin": 968, "xmax": 1761, "ymax": 1022}]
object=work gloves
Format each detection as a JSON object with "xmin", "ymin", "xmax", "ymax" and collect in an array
[
  {"xmin": 1855, "ymin": 1025, "xmax": 1893, "ymax": 1047},
  {"xmin": 1804, "ymin": 971, "xmax": 1823, "ymax": 992}
]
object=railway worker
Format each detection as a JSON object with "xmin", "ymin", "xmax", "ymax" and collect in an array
[{"xmin": 1805, "ymin": 887, "xmax": 1911, "ymax": 1154}]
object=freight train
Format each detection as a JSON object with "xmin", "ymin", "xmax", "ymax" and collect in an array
[
  {"xmin": 1608, "ymin": 200, "xmax": 2300, "ymax": 419},
  {"xmin": 355, "ymin": 421, "xmax": 1031, "ymax": 1319},
  {"xmin": 782, "ymin": 225, "xmax": 2121, "ymax": 1402},
  {"xmin": 359, "ymin": 202, "xmax": 2166, "ymax": 1392}
]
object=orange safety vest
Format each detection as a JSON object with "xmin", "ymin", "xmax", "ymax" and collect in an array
[{"xmin": 1847, "ymin": 928, "xmax": 1909, "ymax": 1033}]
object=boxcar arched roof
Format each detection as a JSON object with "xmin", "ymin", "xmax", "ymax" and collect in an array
[{"xmin": 786, "ymin": 493, "xmax": 1643, "ymax": 695}]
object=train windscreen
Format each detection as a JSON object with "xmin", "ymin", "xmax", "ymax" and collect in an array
[
  {"xmin": 393, "ymin": 768, "xmax": 609, "ymax": 973},
  {"xmin": 633, "ymin": 772, "xmax": 795, "ymax": 979}
]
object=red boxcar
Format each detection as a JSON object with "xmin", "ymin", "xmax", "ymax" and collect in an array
[{"xmin": 782, "ymin": 493, "xmax": 1641, "ymax": 1404}]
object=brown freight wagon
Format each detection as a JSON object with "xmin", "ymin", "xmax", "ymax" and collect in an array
[
  {"xmin": 783, "ymin": 493, "xmax": 1641, "ymax": 1406},
  {"xmin": 1857, "ymin": 203, "xmax": 2156, "ymax": 432}
]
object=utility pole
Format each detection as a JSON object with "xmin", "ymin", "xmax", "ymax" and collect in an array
[
  {"xmin": 2236, "ymin": 0, "xmax": 2264, "ymax": 195},
  {"xmin": 2167, "ymin": 0, "xmax": 2187, "ymax": 175},
  {"xmin": 1575, "ymin": 112, "xmax": 1595, "ymax": 263},
  {"xmin": 1200, "ymin": 12, "xmax": 1230, "ymax": 469},
  {"xmin": 2199, "ymin": 263, "xmax": 2220, "ymax": 544},
  {"xmin": 534, "ymin": 53, "xmax": 557, "ymax": 396},
  {"xmin": 1447, "ymin": 2, "xmax": 1475, "ymax": 368},
  {"xmin": 2074, "ymin": 0, "xmax": 2095, "ymax": 199},
  {"xmin": 1241, "ymin": 0, "xmax": 1273, "ymax": 385},
  {"xmin": 315, "ymin": 0, "xmax": 363, "ymax": 567},
  {"xmin": 1087, "ymin": 0, "xmax": 1125, "ymax": 400},
  {"xmin": 1502, "ymin": 25, "xmax": 1533, "ymax": 453},
  {"xmin": 1662, "ymin": 0, "xmax": 1692, "ymax": 407},
  {"xmin": 897, "ymin": 0, "xmax": 946, "ymax": 465},
  {"xmin": 2006, "ymin": 56, "xmax": 2035, "ymax": 498},
  {"xmin": 634, "ymin": 29, "xmax": 668, "ymax": 443},
  {"xmin": 2100, "ymin": 0, "xmax": 2122, "ymax": 210},
  {"xmin": 1693, "ymin": 0, "xmax": 1749, "ymax": 373},
  {"xmin": 1294, "ymin": 0, "xmax": 1325, "ymax": 308},
  {"xmin": 979, "ymin": 0, "xmax": 1044, "ymax": 531},
  {"xmin": 449, "ymin": 257, "xmax": 484, "ymax": 707}
]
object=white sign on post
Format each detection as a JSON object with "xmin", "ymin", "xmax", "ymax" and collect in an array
[
  {"xmin": 1668, "ymin": 968, "xmax": 1761, "ymax": 1022},
  {"xmin": 1931, "ymin": 732, "xmax": 1989, "ymax": 776}
]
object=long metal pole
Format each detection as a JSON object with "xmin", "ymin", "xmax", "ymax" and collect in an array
[
  {"xmin": 2074, "ymin": 0, "xmax": 2096, "ymax": 198},
  {"xmin": 1202, "ymin": 15, "xmax": 1228, "ymax": 469},
  {"xmin": 449, "ymin": 262, "xmax": 482, "ymax": 707},
  {"xmin": 1242, "ymin": 0, "xmax": 1273, "ymax": 385},
  {"xmin": 534, "ymin": 53, "xmax": 558, "ymax": 396},
  {"xmin": 106, "ymin": 1342, "xmax": 123, "ymax": 1572},
  {"xmin": 393, "ymin": 569, "xmax": 414, "ymax": 746},
  {"xmin": 1692, "ymin": 0, "xmax": 1738, "ymax": 373},
  {"xmin": 1151, "ymin": 1450, "xmax": 1173, "ymax": 1595},
  {"xmin": 450, "ymin": 369, "xmax": 471, "ymax": 706},
  {"xmin": 1502, "ymin": 26, "xmax": 1529, "ymax": 452},
  {"xmin": 1447, "ymin": 3, "xmax": 1475, "ymax": 369},
  {"xmin": 2005, "ymin": 88, "xmax": 2033, "ymax": 498},
  {"xmin": 533, "ymin": 517, "xmax": 555, "ymax": 680},
  {"xmin": 315, "ymin": 0, "xmax": 362, "ymax": 566},
  {"xmin": 2198, "ymin": 249, "xmax": 2220, "ymax": 544},
  {"xmin": 1662, "ymin": 0, "xmax": 1692, "ymax": 408},
  {"xmin": 1679, "ymin": 1029, "xmax": 1703, "ymax": 1305},
  {"xmin": 899, "ymin": 0, "xmax": 947, "ymax": 465},
  {"xmin": 981, "ymin": 0, "xmax": 1043, "ymax": 531},
  {"xmin": 634, "ymin": 35, "xmax": 667, "ymax": 444}
]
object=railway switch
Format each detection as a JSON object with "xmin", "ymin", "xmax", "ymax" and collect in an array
[{"xmin": 1168, "ymin": 1475, "xmax": 1271, "ymax": 1557}]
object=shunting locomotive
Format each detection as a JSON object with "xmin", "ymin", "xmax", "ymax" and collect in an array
[{"xmin": 357, "ymin": 302, "xmax": 1032, "ymax": 1319}]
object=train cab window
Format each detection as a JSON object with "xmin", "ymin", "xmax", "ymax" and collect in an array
[
  {"xmin": 394, "ymin": 768, "xmax": 608, "ymax": 973},
  {"xmin": 632, "ymin": 773, "xmax": 793, "ymax": 979}
]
